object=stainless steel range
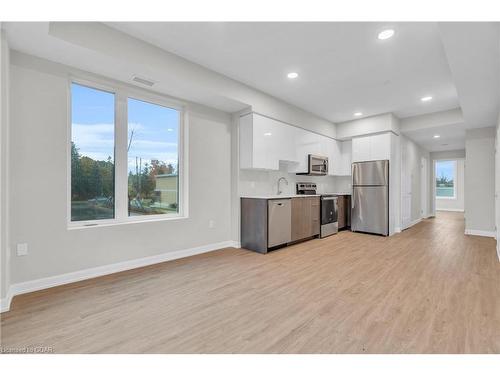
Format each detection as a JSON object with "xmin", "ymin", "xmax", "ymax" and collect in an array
[{"xmin": 296, "ymin": 183, "xmax": 338, "ymax": 238}]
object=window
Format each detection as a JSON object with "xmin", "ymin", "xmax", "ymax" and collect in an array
[
  {"xmin": 435, "ymin": 160, "xmax": 456, "ymax": 199},
  {"xmin": 70, "ymin": 80, "xmax": 183, "ymax": 226},
  {"xmin": 127, "ymin": 98, "xmax": 180, "ymax": 216},
  {"xmin": 71, "ymin": 83, "xmax": 115, "ymax": 221}
]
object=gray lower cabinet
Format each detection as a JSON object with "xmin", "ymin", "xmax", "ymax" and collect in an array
[
  {"xmin": 291, "ymin": 197, "xmax": 320, "ymax": 241},
  {"xmin": 337, "ymin": 195, "xmax": 351, "ymax": 230},
  {"xmin": 240, "ymin": 196, "xmax": 320, "ymax": 254}
]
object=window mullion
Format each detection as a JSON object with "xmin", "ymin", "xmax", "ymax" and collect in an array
[{"xmin": 115, "ymin": 92, "xmax": 128, "ymax": 221}]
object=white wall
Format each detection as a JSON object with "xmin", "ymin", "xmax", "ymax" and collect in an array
[
  {"xmin": 434, "ymin": 158, "xmax": 465, "ymax": 212},
  {"xmin": 496, "ymin": 112, "xmax": 500, "ymax": 260},
  {"xmin": 0, "ymin": 28, "xmax": 10, "ymax": 302},
  {"xmin": 336, "ymin": 113, "xmax": 399, "ymax": 140},
  {"xmin": 8, "ymin": 53, "xmax": 233, "ymax": 285},
  {"xmin": 465, "ymin": 127, "xmax": 496, "ymax": 235}
]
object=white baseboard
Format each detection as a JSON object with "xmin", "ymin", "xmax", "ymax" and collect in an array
[
  {"xmin": 1, "ymin": 240, "xmax": 239, "ymax": 313},
  {"xmin": 436, "ymin": 208, "xmax": 464, "ymax": 212},
  {"xmin": 409, "ymin": 218, "xmax": 422, "ymax": 227},
  {"xmin": 394, "ymin": 227, "xmax": 402, "ymax": 233},
  {"xmin": 464, "ymin": 229, "xmax": 496, "ymax": 238},
  {"xmin": 401, "ymin": 218, "xmax": 422, "ymax": 231},
  {"xmin": 0, "ymin": 291, "xmax": 14, "ymax": 313}
]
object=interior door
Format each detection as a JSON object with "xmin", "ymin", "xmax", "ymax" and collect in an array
[
  {"xmin": 401, "ymin": 147, "xmax": 412, "ymax": 230},
  {"xmin": 420, "ymin": 156, "xmax": 428, "ymax": 218},
  {"xmin": 351, "ymin": 186, "xmax": 388, "ymax": 235}
]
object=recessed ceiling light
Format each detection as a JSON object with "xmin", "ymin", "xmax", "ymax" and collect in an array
[
  {"xmin": 433, "ymin": 135, "xmax": 440, "ymax": 139},
  {"xmin": 378, "ymin": 29, "xmax": 395, "ymax": 40},
  {"xmin": 354, "ymin": 112, "xmax": 363, "ymax": 117},
  {"xmin": 287, "ymin": 72, "xmax": 299, "ymax": 79},
  {"xmin": 264, "ymin": 132, "xmax": 272, "ymax": 136},
  {"xmin": 421, "ymin": 96, "xmax": 433, "ymax": 102}
]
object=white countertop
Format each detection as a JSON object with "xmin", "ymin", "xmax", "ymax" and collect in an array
[
  {"xmin": 324, "ymin": 192, "xmax": 352, "ymax": 196},
  {"xmin": 240, "ymin": 194, "xmax": 320, "ymax": 199},
  {"xmin": 241, "ymin": 192, "xmax": 350, "ymax": 199}
]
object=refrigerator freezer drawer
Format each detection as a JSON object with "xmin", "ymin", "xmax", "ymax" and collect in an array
[{"xmin": 351, "ymin": 186, "xmax": 388, "ymax": 236}]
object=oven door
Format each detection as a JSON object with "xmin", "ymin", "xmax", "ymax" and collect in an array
[
  {"xmin": 321, "ymin": 196, "xmax": 338, "ymax": 225},
  {"xmin": 309, "ymin": 155, "xmax": 328, "ymax": 175}
]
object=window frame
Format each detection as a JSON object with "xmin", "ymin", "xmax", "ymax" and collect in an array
[
  {"xmin": 67, "ymin": 77, "xmax": 188, "ymax": 229},
  {"xmin": 435, "ymin": 159, "xmax": 457, "ymax": 200}
]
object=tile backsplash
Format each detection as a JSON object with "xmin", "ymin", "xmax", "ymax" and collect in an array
[{"xmin": 239, "ymin": 166, "xmax": 351, "ymax": 196}]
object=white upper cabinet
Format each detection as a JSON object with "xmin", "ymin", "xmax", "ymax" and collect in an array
[
  {"xmin": 370, "ymin": 133, "xmax": 391, "ymax": 160},
  {"xmin": 240, "ymin": 112, "xmax": 298, "ymax": 170},
  {"xmin": 352, "ymin": 133, "xmax": 391, "ymax": 162},
  {"xmin": 340, "ymin": 140, "xmax": 352, "ymax": 176},
  {"xmin": 292, "ymin": 127, "xmax": 323, "ymax": 173},
  {"xmin": 352, "ymin": 136, "xmax": 371, "ymax": 163},
  {"xmin": 239, "ymin": 112, "xmax": 349, "ymax": 175}
]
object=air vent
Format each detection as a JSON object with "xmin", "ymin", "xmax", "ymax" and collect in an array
[{"xmin": 132, "ymin": 75, "xmax": 155, "ymax": 87}]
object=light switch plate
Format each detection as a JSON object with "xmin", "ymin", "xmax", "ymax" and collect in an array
[{"xmin": 17, "ymin": 243, "xmax": 28, "ymax": 256}]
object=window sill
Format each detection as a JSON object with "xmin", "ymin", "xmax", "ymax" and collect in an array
[
  {"xmin": 67, "ymin": 214, "xmax": 188, "ymax": 230},
  {"xmin": 436, "ymin": 196, "xmax": 457, "ymax": 200}
]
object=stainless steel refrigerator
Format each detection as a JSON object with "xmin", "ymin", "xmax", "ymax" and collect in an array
[{"xmin": 351, "ymin": 160, "xmax": 389, "ymax": 236}]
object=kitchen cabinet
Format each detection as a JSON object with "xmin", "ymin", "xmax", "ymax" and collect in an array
[
  {"xmin": 240, "ymin": 112, "xmax": 350, "ymax": 174},
  {"xmin": 337, "ymin": 195, "xmax": 351, "ymax": 230},
  {"xmin": 291, "ymin": 196, "xmax": 320, "ymax": 241},
  {"xmin": 240, "ymin": 112, "xmax": 298, "ymax": 170},
  {"xmin": 340, "ymin": 140, "xmax": 352, "ymax": 176},
  {"xmin": 352, "ymin": 132, "xmax": 391, "ymax": 162},
  {"xmin": 352, "ymin": 135, "xmax": 371, "ymax": 163},
  {"xmin": 240, "ymin": 196, "xmax": 320, "ymax": 254}
]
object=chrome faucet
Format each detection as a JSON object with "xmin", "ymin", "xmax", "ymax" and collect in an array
[{"xmin": 277, "ymin": 177, "xmax": 289, "ymax": 195}]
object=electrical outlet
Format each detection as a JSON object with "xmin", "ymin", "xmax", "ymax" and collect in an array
[
  {"xmin": 208, "ymin": 220, "xmax": 216, "ymax": 229},
  {"xmin": 17, "ymin": 243, "xmax": 28, "ymax": 256}
]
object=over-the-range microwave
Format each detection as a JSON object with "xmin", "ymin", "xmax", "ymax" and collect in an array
[{"xmin": 296, "ymin": 154, "xmax": 328, "ymax": 176}]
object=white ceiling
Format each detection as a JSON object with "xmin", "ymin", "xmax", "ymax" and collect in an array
[
  {"xmin": 404, "ymin": 123, "xmax": 466, "ymax": 152},
  {"xmin": 107, "ymin": 22, "xmax": 460, "ymax": 123},
  {"xmin": 3, "ymin": 22, "xmax": 499, "ymax": 153}
]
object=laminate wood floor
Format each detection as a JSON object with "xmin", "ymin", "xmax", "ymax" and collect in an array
[{"xmin": 1, "ymin": 212, "xmax": 499, "ymax": 353}]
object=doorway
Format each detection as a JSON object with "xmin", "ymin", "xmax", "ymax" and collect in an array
[{"xmin": 434, "ymin": 158, "xmax": 464, "ymax": 213}]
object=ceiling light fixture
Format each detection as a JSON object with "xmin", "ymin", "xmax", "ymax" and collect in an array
[
  {"xmin": 378, "ymin": 29, "xmax": 395, "ymax": 40},
  {"xmin": 264, "ymin": 132, "xmax": 272, "ymax": 136},
  {"xmin": 287, "ymin": 72, "xmax": 299, "ymax": 79},
  {"xmin": 433, "ymin": 135, "xmax": 440, "ymax": 139},
  {"xmin": 421, "ymin": 96, "xmax": 433, "ymax": 102},
  {"xmin": 354, "ymin": 112, "xmax": 363, "ymax": 117}
]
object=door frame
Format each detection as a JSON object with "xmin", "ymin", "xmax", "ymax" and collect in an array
[{"xmin": 421, "ymin": 156, "xmax": 428, "ymax": 218}]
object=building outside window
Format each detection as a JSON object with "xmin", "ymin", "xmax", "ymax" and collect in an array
[
  {"xmin": 435, "ymin": 160, "xmax": 456, "ymax": 199},
  {"xmin": 70, "ymin": 83, "xmax": 115, "ymax": 221},
  {"xmin": 70, "ymin": 81, "xmax": 183, "ymax": 226}
]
